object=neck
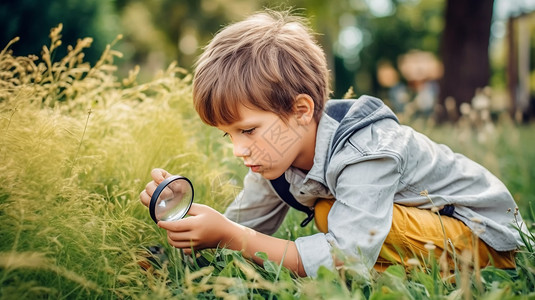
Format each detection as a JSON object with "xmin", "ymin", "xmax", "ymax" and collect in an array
[{"xmin": 291, "ymin": 121, "xmax": 317, "ymax": 171}]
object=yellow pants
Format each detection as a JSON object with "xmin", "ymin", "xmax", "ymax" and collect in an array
[{"xmin": 314, "ymin": 200, "xmax": 516, "ymax": 271}]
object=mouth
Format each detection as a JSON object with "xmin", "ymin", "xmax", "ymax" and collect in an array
[{"xmin": 245, "ymin": 164, "xmax": 262, "ymax": 173}]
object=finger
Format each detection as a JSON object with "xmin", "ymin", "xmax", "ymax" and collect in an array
[
  {"xmin": 145, "ymin": 180, "xmax": 158, "ymax": 196},
  {"xmin": 167, "ymin": 235, "xmax": 197, "ymax": 249},
  {"xmin": 158, "ymin": 219, "xmax": 192, "ymax": 231},
  {"xmin": 167, "ymin": 229, "xmax": 197, "ymax": 242},
  {"xmin": 156, "ymin": 185, "xmax": 174, "ymax": 201},
  {"xmin": 168, "ymin": 179, "xmax": 191, "ymax": 195},
  {"xmin": 169, "ymin": 241, "xmax": 197, "ymax": 249},
  {"xmin": 139, "ymin": 190, "xmax": 150, "ymax": 207},
  {"xmin": 151, "ymin": 168, "xmax": 172, "ymax": 184}
]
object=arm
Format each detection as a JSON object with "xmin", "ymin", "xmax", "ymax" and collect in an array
[
  {"xmin": 224, "ymin": 170, "xmax": 290, "ymax": 235},
  {"xmin": 141, "ymin": 169, "xmax": 304, "ymax": 275},
  {"xmin": 296, "ymin": 155, "xmax": 401, "ymax": 276},
  {"xmin": 158, "ymin": 204, "xmax": 307, "ymax": 276}
]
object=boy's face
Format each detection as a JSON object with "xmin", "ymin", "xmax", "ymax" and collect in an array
[{"xmin": 217, "ymin": 104, "xmax": 314, "ymax": 180}]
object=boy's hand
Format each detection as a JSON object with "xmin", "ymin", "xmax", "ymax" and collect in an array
[
  {"xmin": 139, "ymin": 168, "xmax": 173, "ymax": 207},
  {"xmin": 158, "ymin": 203, "xmax": 235, "ymax": 252},
  {"xmin": 158, "ymin": 204, "xmax": 306, "ymax": 276}
]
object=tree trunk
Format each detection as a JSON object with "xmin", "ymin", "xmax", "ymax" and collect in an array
[{"xmin": 436, "ymin": 0, "xmax": 495, "ymax": 122}]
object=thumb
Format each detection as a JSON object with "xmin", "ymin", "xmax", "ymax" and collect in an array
[
  {"xmin": 156, "ymin": 204, "xmax": 203, "ymax": 229},
  {"xmin": 185, "ymin": 203, "xmax": 213, "ymax": 217},
  {"xmin": 157, "ymin": 219, "xmax": 177, "ymax": 230}
]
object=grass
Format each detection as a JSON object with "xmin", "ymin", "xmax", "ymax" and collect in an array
[{"xmin": 1, "ymin": 26, "xmax": 534, "ymax": 299}]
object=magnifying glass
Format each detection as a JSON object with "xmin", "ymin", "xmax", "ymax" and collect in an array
[{"xmin": 149, "ymin": 175, "xmax": 194, "ymax": 224}]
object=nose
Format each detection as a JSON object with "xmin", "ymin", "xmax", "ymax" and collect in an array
[{"xmin": 233, "ymin": 141, "xmax": 251, "ymax": 158}]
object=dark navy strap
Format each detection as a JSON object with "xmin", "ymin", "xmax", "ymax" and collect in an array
[
  {"xmin": 270, "ymin": 173, "xmax": 454, "ymax": 226},
  {"xmin": 270, "ymin": 175, "xmax": 314, "ymax": 227},
  {"xmin": 324, "ymin": 99, "xmax": 355, "ymax": 122},
  {"xmin": 438, "ymin": 204, "xmax": 455, "ymax": 217}
]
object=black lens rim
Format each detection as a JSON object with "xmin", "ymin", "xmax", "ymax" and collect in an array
[{"xmin": 149, "ymin": 175, "xmax": 194, "ymax": 224}]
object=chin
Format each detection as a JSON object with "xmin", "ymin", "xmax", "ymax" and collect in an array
[{"xmin": 259, "ymin": 170, "xmax": 283, "ymax": 180}]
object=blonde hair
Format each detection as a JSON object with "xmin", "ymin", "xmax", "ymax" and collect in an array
[{"xmin": 193, "ymin": 10, "xmax": 330, "ymax": 126}]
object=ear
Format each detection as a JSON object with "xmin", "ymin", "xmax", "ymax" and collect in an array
[{"xmin": 293, "ymin": 94, "xmax": 315, "ymax": 125}]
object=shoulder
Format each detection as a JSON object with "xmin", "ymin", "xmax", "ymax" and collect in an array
[
  {"xmin": 326, "ymin": 119, "xmax": 405, "ymax": 174},
  {"xmin": 346, "ymin": 118, "xmax": 406, "ymax": 155}
]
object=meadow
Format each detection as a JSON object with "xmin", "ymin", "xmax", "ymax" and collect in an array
[{"xmin": 1, "ymin": 27, "xmax": 534, "ymax": 299}]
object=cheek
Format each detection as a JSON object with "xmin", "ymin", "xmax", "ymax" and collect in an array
[
  {"xmin": 258, "ymin": 142, "xmax": 294, "ymax": 166},
  {"xmin": 261, "ymin": 126, "xmax": 300, "ymax": 150}
]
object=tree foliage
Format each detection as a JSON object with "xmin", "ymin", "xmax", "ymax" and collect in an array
[
  {"xmin": 3, "ymin": 0, "xmax": 525, "ymax": 117},
  {"xmin": 0, "ymin": 0, "xmax": 119, "ymax": 64}
]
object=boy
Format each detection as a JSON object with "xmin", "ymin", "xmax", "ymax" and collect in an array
[{"xmin": 140, "ymin": 10, "xmax": 523, "ymax": 277}]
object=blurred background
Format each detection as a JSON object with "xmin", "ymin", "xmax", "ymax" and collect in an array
[{"xmin": 1, "ymin": 0, "xmax": 534, "ymax": 123}]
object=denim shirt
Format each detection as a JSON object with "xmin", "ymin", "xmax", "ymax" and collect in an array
[{"xmin": 224, "ymin": 96, "xmax": 524, "ymax": 277}]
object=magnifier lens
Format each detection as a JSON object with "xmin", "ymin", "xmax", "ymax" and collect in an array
[{"xmin": 150, "ymin": 176, "xmax": 194, "ymax": 223}]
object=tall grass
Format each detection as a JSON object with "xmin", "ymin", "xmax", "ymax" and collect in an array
[
  {"xmin": 1, "ymin": 26, "xmax": 534, "ymax": 299},
  {"xmin": 0, "ymin": 26, "xmax": 241, "ymax": 299}
]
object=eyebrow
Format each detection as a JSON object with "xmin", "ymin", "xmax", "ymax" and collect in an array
[
  {"xmin": 232, "ymin": 122, "xmax": 258, "ymax": 131},
  {"xmin": 217, "ymin": 119, "xmax": 257, "ymax": 132},
  {"xmin": 229, "ymin": 114, "xmax": 260, "ymax": 128}
]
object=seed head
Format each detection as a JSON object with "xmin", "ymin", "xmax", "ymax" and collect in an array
[
  {"xmin": 407, "ymin": 258, "xmax": 420, "ymax": 266},
  {"xmin": 424, "ymin": 241, "xmax": 436, "ymax": 251}
]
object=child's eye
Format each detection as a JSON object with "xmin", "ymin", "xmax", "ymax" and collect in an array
[
  {"xmin": 222, "ymin": 132, "xmax": 229, "ymax": 138},
  {"xmin": 242, "ymin": 128, "xmax": 255, "ymax": 135}
]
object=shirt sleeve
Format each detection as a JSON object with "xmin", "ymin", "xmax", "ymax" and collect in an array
[
  {"xmin": 296, "ymin": 155, "xmax": 401, "ymax": 277},
  {"xmin": 224, "ymin": 170, "xmax": 290, "ymax": 235}
]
